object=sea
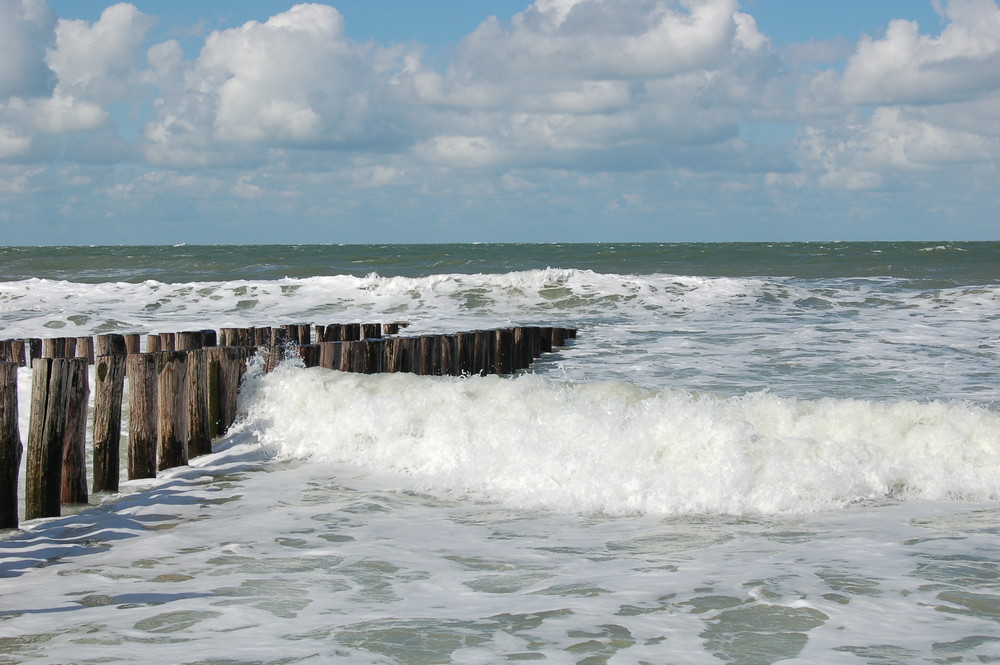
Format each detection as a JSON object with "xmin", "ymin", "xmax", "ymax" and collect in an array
[{"xmin": 0, "ymin": 242, "xmax": 998, "ymax": 665}]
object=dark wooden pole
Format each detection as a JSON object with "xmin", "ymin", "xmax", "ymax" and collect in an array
[
  {"xmin": 127, "ymin": 353, "xmax": 158, "ymax": 480},
  {"xmin": 96, "ymin": 333, "xmax": 128, "ymax": 357},
  {"xmin": 0, "ymin": 363, "xmax": 21, "ymax": 529},
  {"xmin": 146, "ymin": 334, "xmax": 162, "ymax": 352},
  {"xmin": 494, "ymin": 329, "xmax": 514, "ymax": 375},
  {"xmin": 25, "ymin": 358, "xmax": 71, "ymax": 520},
  {"xmin": 156, "ymin": 351, "xmax": 188, "ymax": 471},
  {"xmin": 187, "ymin": 349, "xmax": 212, "ymax": 458},
  {"xmin": 92, "ymin": 354, "xmax": 127, "ymax": 493},
  {"xmin": 61, "ymin": 358, "xmax": 89, "ymax": 505},
  {"xmin": 215, "ymin": 346, "xmax": 248, "ymax": 437}
]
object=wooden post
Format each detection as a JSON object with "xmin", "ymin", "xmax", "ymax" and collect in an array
[
  {"xmin": 298, "ymin": 324, "xmax": 311, "ymax": 345},
  {"xmin": 127, "ymin": 353, "xmax": 158, "ymax": 480},
  {"xmin": 438, "ymin": 335, "xmax": 455, "ymax": 376},
  {"xmin": 92, "ymin": 354, "xmax": 127, "ymax": 493},
  {"xmin": 338, "ymin": 341, "xmax": 357, "ymax": 372},
  {"xmin": 299, "ymin": 344, "xmax": 319, "ymax": 368},
  {"xmin": 146, "ymin": 334, "xmax": 162, "ymax": 352},
  {"xmin": 456, "ymin": 332, "xmax": 474, "ymax": 376},
  {"xmin": 361, "ymin": 323, "xmax": 380, "ymax": 340},
  {"xmin": 540, "ymin": 327, "xmax": 554, "ymax": 353},
  {"xmin": 10, "ymin": 340, "xmax": 26, "ymax": 367},
  {"xmin": 0, "ymin": 363, "xmax": 21, "ymax": 529},
  {"xmin": 76, "ymin": 336, "xmax": 95, "ymax": 364},
  {"xmin": 25, "ymin": 358, "xmax": 72, "ymax": 520},
  {"xmin": 96, "ymin": 333, "xmax": 128, "ymax": 357},
  {"xmin": 215, "ymin": 346, "xmax": 247, "ymax": 437},
  {"xmin": 413, "ymin": 336, "xmax": 432, "ymax": 375},
  {"xmin": 318, "ymin": 342, "xmax": 340, "ymax": 370},
  {"xmin": 159, "ymin": 332, "xmax": 176, "ymax": 351},
  {"xmin": 27, "ymin": 338, "xmax": 42, "ymax": 363},
  {"xmin": 384, "ymin": 338, "xmax": 404, "ymax": 373},
  {"xmin": 156, "ymin": 351, "xmax": 188, "ymax": 471},
  {"xmin": 176, "ymin": 330, "xmax": 204, "ymax": 351},
  {"xmin": 42, "ymin": 338, "xmax": 65, "ymax": 358},
  {"xmin": 494, "ymin": 329, "xmax": 514, "ymax": 375},
  {"xmin": 361, "ymin": 339, "xmax": 384, "ymax": 374},
  {"xmin": 187, "ymin": 349, "xmax": 212, "ymax": 458},
  {"xmin": 124, "ymin": 333, "xmax": 141, "ymax": 355},
  {"xmin": 60, "ymin": 358, "xmax": 89, "ymax": 505},
  {"xmin": 201, "ymin": 329, "xmax": 217, "ymax": 347}
]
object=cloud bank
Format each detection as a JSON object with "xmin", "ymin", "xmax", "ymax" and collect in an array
[{"xmin": 0, "ymin": 0, "xmax": 998, "ymax": 242}]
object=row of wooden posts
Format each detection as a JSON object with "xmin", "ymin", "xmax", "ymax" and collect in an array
[{"xmin": 0, "ymin": 323, "xmax": 577, "ymax": 530}]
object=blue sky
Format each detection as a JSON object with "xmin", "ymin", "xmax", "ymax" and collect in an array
[{"xmin": 2, "ymin": 0, "xmax": 998, "ymax": 244}]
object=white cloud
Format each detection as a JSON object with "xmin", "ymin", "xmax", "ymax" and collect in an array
[
  {"xmin": 47, "ymin": 3, "xmax": 155, "ymax": 104},
  {"xmin": 838, "ymin": 0, "xmax": 1000, "ymax": 105},
  {"xmin": 0, "ymin": 0, "xmax": 56, "ymax": 99}
]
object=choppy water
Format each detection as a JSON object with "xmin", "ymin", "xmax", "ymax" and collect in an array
[{"xmin": 1, "ymin": 242, "xmax": 998, "ymax": 664}]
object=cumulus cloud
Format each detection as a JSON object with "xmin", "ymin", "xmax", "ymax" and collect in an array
[
  {"xmin": 0, "ymin": 0, "xmax": 56, "ymax": 99},
  {"xmin": 1, "ymin": 0, "xmax": 999, "ymax": 239},
  {"xmin": 782, "ymin": 0, "xmax": 1000, "ymax": 190},
  {"xmin": 840, "ymin": 0, "xmax": 1000, "ymax": 105},
  {"xmin": 142, "ymin": 3, "xmax": 407, "ymax": 167},
  {"xmin": 394, "ymin": 0, "xmax": 778, "ymax": 171}
]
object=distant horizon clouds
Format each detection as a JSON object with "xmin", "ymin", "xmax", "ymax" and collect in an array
[{"xmin": 1, "ymin": 0, "xmax": 998, "ymax": 244}]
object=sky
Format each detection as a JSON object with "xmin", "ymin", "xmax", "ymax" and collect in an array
[{"xmin": 1, "ymin": 0, "xmax": 998, "ymax": 245}]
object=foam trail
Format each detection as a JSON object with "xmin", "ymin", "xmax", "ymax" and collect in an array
[{"xmin": 240, "ymin": 365, "xmax": 1000, "ymax": 516}]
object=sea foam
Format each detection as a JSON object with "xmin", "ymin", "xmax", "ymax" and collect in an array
[{"xmin": 238, "ymin": 364, "xmax": 1000, "ymax": 516}]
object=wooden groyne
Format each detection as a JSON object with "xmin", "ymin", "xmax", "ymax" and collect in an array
[{"xmin": 0, "ymin": 323, "xmax": 577, "ymax": 529}]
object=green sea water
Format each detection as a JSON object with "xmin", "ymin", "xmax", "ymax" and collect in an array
[{"xmin": 1, "ymin": 241, "xmax": 996, "ymax": 284}]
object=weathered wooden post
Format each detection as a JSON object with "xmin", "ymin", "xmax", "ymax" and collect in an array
[
  {"xmin": 317, "ymin": 341, "xmax": 340, "ymax": 370},
  {"xmin": 42, "ymin": 337, "xmax": 65, "ymax": 358},
  {"xmin": 176, "ymin": 330, "xmax": 204, "ymax": 351},
  {"xmin": 10, "ymin": 340, "xmax": 26, "ymax": 367},
  {"xmin": 187, "ymin": 349, "xmax": 212, "ymax": 458},
  {"xmin": 299, "ymin": 344, "xmax": 319, "ymax": 368},
  {"xmin": 495, "ymin": 329, "xmax": 514, "ymax": 375},
  {"xmin": 0, "ymin": 363, "xmax": 21, "ymax": 529},
  {"xmin": 146, "ymin": 334, "xmax": 162, "ymax": 353},
  {"xmin": 361, "ymin": 338, "xmax": 384, "ymax": 374},
  {"xmin": 215, "ymin": 346, "xmax": 247, "ymax": 437},
  {"xmin": 127, "ymin": 353, "xmax": 158, "ymax": 479},
  {"xmin": 60, "ymin": 358, "xmax": 89, "ymax": 505},
  {"xmin": 27, "ymin": 338, "xmax": 42, "ymax": 363},
  {"xmin": 159, "ymin": 332, "xmax": 176, "ymax": 351},
  {"xmin": 156, "ymin": 351, "xmax": 188, "ymax": 471},
  {"xmin": 25, "ymin": 358, "xmax": 72, "ymax": 520},
  {"xmin": 92, "ymin": 352, "xmax": 127, "ymax": 493},
  {"xmin": 76, "ymin": 336, "xmax": 95, "ymax": 364},
  {"xmin": 96, "ymin": 333, "xmax": 128, "ymax": 357},
  {"xmin": 550, "ymin": 327, "xmax": 566, "ymax": 348},
  {"xmin": 361, "ymin": 323, "xmax": 380, "ymax": 340},
  {"xmin": 384, "ymin": 337, "xmax": 403, "ymax": 373},
  {"xmin": 438, "ymin": 335, "xmax": 455, "ymax": 376},
  {"xmin": 124, "ymin": 333, "xmax": 141, "ymax": 355}
]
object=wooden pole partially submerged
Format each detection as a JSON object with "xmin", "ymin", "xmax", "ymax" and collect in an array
[
  {"xmin": 25, "ymin": 358, "xmax": 72, "ymax": 520},
  {"xmin": 156, "ymin": 351, "xmax": 188, "ymax": 471},
  {"xmin": 60, "ymin": 358, "xmax": 89, "ymax": 505},
  {"xmin": 92, "ymin": 353, "xmax": 127, "ymax": 493},
  {"xmin": 127, "ymin": 352, "xmax": 158, "ymax": 480},
  {"xmin": 0, "ymin": 363, "xmax": 21, "ymax": 529}
]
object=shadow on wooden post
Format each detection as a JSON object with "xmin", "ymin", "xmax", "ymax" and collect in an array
[{"xmin": 0, "ymin": 363, "xmax": 21, "ymax": 529}]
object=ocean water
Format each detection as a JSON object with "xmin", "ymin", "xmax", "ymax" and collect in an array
[{"xmin": 0, "ymin": 242, "xmax": 998, "ymax": 665}]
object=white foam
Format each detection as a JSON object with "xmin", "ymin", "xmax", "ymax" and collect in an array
[{"xmin": 240, "ymin": 365, "xmax": 1000, "ymax": 516}]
